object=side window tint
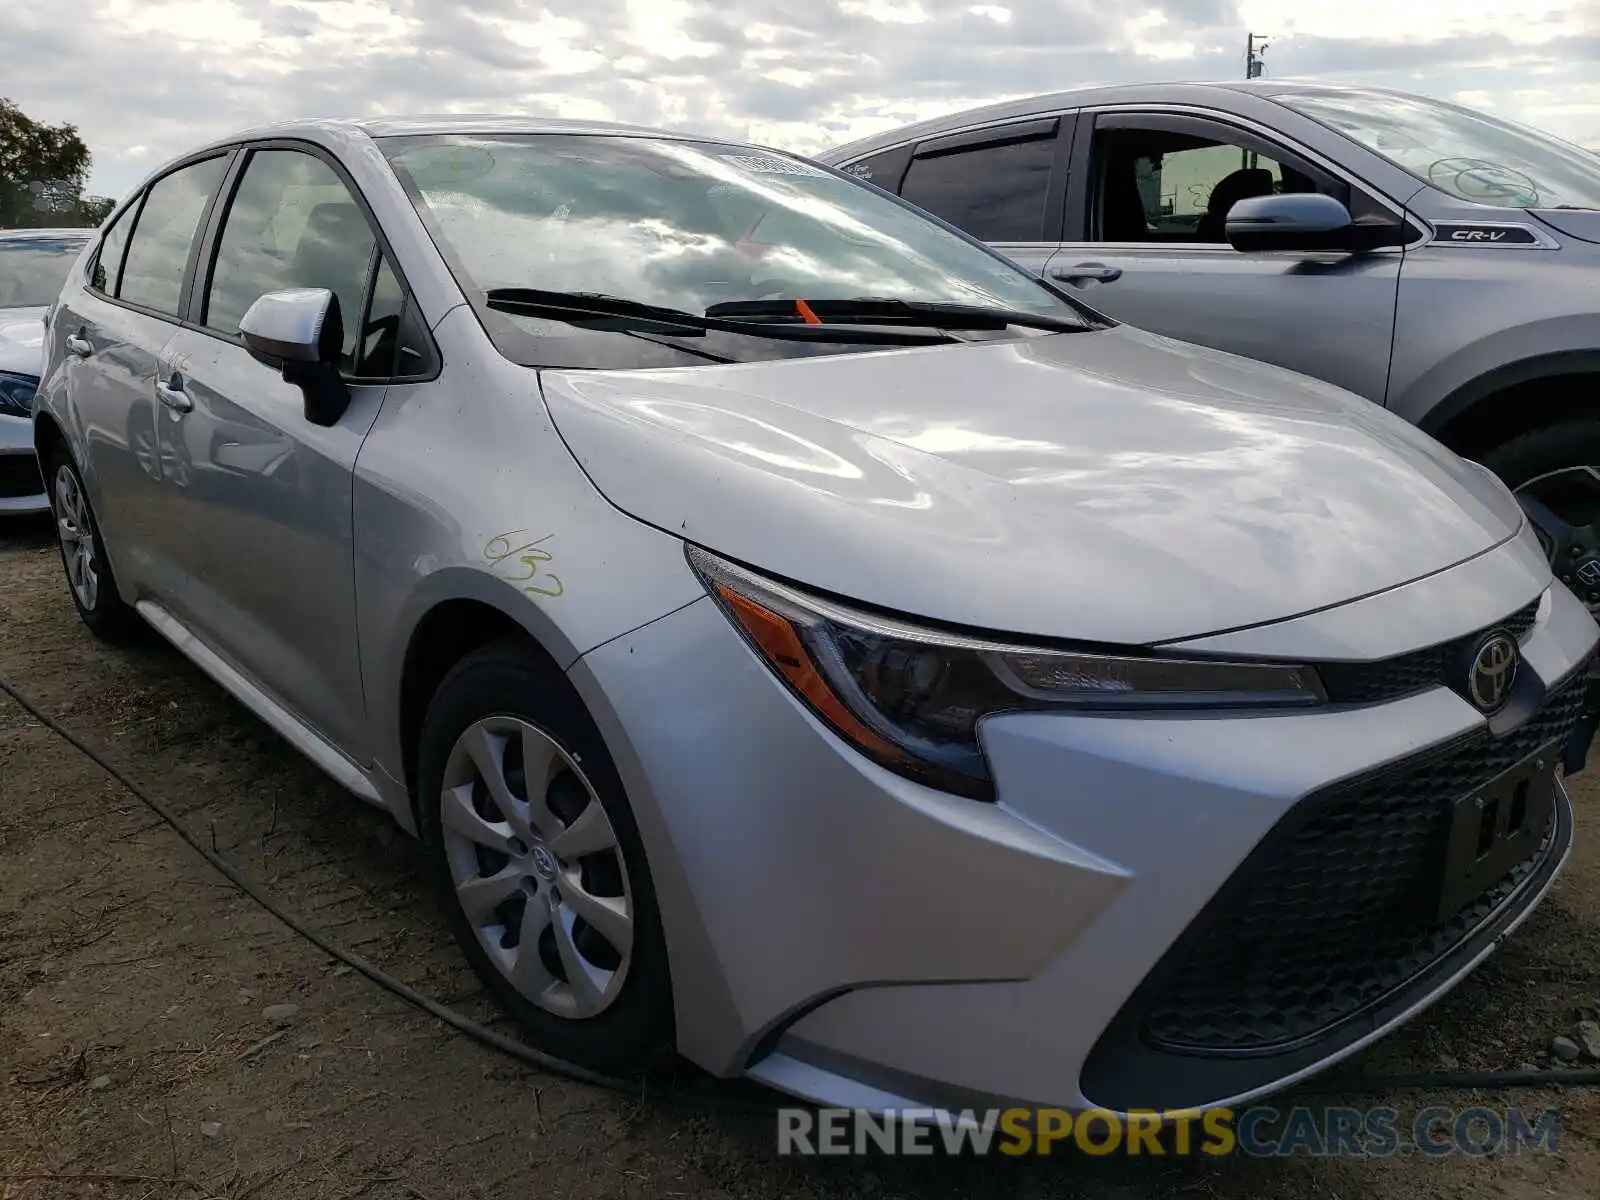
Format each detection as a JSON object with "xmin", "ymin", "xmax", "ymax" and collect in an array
[
  {"xmin": 841, "ymin": 146, "xmax": 912, "ymax": 193},
  {"xmin": 353, "ymin": 255, "xmax": 404, "ymax": 378},
  {"xmin": 90, "ymin": 202, "xmax": 137, "ymax": 296},
  {"xmin": 899, "ymin": 134, "xmax": 1056, "ymax": 241},
  {"xmin": 204, "ymin": 149, "xmax": 378, "ymax": 372},
  {"xmin": 118, "ymin": 157, "xmax": 227, "ymax": 316}
]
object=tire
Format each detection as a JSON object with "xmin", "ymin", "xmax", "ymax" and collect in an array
[
  {"xmin": 416, "ymin": 640, "xmax": 674, "ymax": 1075},
  {"xmin": 45, "ymin": 446, "xmax": 138, "ymax": 640},
  {"xmin": 1479, "ymin": 419, "xmax": 1600, "ymax": 494}
]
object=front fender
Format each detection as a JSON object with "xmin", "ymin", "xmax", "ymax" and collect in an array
[{"xmin": 1395, "ymin": 318, "xmax": 1600, "ymax": 437}]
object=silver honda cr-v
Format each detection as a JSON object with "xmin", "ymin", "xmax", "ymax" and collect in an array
[
  {"xmin": 818, "ymin": 82, "xmax": 1600, "ymax": 611},
  {"xmin": 32, "ymin": 115, "xmax": 1600, "ymax": 1117}
]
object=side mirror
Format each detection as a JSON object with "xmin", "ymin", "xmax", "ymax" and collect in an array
[
  {"xmin": 1225, "ymin": 193, "xmax": 1405, "ymax": 254},
  {"xmin": 238, "ymin": 288, "xmax": 351, "ymax": 427}
]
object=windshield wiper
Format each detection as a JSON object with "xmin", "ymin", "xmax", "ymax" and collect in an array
[
  {"xmin": 484, "ymin": 289, "xmax": 956, "ymax": 346},
  {"xmin": 703, "ymin": 296, "xmax": 1087, "ymax": 333}
]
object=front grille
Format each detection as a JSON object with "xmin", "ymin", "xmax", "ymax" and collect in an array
[
  {"xmin": 1142, "ymin": 664, "xmax": 1588, "ymax": 1055},
  {"xmin": 0, "ymin": 452, "xmax": 43, "ymax": 499},
  {"xmin": 1317, "ymin": 595, "xmax": 1542, "ymax": 706}
]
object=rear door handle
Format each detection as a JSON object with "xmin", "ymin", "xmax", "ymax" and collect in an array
[
  {"xmin": 65, "ymin": 333, "xmax": 93, "ymax": 358},
  {"xmin": 155, "ymin": 374, "xmax": 193, "ymax": 413},
  {"xmin": 1051, "ymin": 262, "xmax": 1123, "ymax": 283}
]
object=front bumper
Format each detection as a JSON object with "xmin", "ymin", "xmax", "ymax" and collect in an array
[
  {"xmin": 569, "ymin": 546, "xmax": 1599, "ymax": 1116},
  {"xmin": 0, "ymin": 416, "xmax": 46, "ymax": 514}
]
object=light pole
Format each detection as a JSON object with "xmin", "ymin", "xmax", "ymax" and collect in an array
[{"xmin": 1246, "ymin": 33, "xmax": 1269, "ymax": 79}]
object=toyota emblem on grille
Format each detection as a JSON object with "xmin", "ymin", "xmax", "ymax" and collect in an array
[
  {"xmin": 1466, "ymin": 632, "xmax": 1518, "ymax": 712},
  {"xmin": 1579, "ymin": 558, "xmax": 1600, "ymax": 587}
]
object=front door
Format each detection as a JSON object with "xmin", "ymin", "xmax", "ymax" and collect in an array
[
  {"xmin": 1047, "ymin": 110, "xmax": 1409, "ymax": 404},
  {"xmin": 156, "ymin": 144, "xmax": 394, "ymax": 756}
]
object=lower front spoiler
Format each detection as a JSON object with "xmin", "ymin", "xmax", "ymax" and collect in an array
[{"xmin": 1078, "ymin": 777, "xmax": 1576, "ymax": 1114}]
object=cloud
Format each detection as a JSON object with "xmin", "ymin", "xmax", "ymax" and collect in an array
[{"xmin": 1, "ymin": 0, "xmax": 1597, "ymax": 199}]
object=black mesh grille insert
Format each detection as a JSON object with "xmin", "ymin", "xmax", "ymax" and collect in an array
[
  {"xmin": 1142, "ymin": 664, "xmax": 1588, "ymax": 1055},
  {"xmin": 1317, "ymin": 596, "xmax": 1542, "ymax": 706}
]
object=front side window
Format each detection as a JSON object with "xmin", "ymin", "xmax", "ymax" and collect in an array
[
  {"xmin": 382, "ymin": 133, "xmax": 1086, "ymax": 368},
  {"xmin": 1277, "ymin": 87, "xmax": 1600, "ymax": 211},
  {"xmin": 204, "ymin": 149, "xmax": 378, "ymax": 371},
  {"xmin": 898, "ymin": 133, "xmax": 1057, "ymax": 241},
  {"xmin": 0, "ymin": 236, "xmax": 89, "ymax": 308},
  {"xmin": 118, "ymin": 156, "xmax": 227, "ymax": 317},
  {"xmin": 1093, "ymin": 129, "xmax": 1308, "ymax": 244}
]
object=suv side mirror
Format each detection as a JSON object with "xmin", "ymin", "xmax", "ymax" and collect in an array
[
  {"xmin": 1225, "ymin": 193, "xmax": 1405, "ymax": 254},
  {"xmin": 239, "ymin": 288, "xmax": 352, "ymax": 427}
]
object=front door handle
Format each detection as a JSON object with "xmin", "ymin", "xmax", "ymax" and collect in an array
[
  {"xmin": 155, "ymin": 374, "xmax": 193, "ymax": 413},
  {"xmin": 1051, "ymin": 262, "xmax": 1124, "ymax": 284},
  {"xmin": 65, "ymin": 333, "xmax": 93, "ymax": 358}
]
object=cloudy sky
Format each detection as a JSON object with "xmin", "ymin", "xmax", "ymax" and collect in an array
[{"xmin": 4, "ymin": 0, "xmax": 1598, "ymax": 200}]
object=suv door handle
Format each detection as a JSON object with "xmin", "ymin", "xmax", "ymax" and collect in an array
[
  {"xmin": 65, "ymin": 333, "xmax": 93, "ymax": 358},
  {"xmin": 155, "ymin": 374, "xmax": 194, "ymax": 413},
  {"xmin": 1051, "ymin": 262, "xmax": 1123, "ymax": 284}
]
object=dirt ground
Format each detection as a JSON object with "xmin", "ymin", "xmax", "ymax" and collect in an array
[{"xmin": 5, "ymin": 515, "xmax": 1600, "ymax": 1199}]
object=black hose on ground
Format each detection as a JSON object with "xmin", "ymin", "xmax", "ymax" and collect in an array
[
  {"xmin": 0, "ymin": 674, "xmax": 769, "ymax": 1114},
  {"xmin": 2, "ymin": 673, "xmax": 1597, "ymax": 1109}
]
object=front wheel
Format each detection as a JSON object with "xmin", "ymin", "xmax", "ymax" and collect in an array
[
  {"xmin": 416, "ymin": 641, "xmax": 674, "ymax": 1075},
  {"xmin": 1481, "ymin": 421, "xmax": 1600, "ymax": 612}
]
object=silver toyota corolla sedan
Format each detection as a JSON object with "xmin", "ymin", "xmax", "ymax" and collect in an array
[{"xmin": 33, "ymin": 116, "xmax": 1600, "ymax": 1116}]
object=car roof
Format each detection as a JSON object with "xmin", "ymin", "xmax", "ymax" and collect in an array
[
  {"xmin": 816, "ymin": 78, "xmax": 1414, "ymax": 161},
  {"xmin": 183, "ymin": 113, "xmax": 750, "ymax": 157}
]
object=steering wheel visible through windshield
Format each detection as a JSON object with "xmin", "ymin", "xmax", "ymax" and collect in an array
[{"xmin": 380, "ymin": 132, "xmax": 1091, "ymax": 367}]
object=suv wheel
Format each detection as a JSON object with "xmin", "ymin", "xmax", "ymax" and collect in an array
[
  {"xmin": 47, "ymin": 448, "xmax": 137, "ymax": 638},
  {"xmin": 1482, "ymin": 421, "xmax": 1600, "ymax": 611},
  {"xmin": 416, "ymin": 640, "xmax": 673, "ymax": 1075}
]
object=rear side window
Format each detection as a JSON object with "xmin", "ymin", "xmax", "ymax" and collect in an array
[
  {"xmin": 90, "ymin": 203, "xmax": 136, "ymax": 296},
  {"xmin": 900, "ymin": 131, "xmax": 1058, "ymax": 241},
  {"xmin": 840, "ymin": 145, "xmax": 913, "ymax": 193},
  {"xmin": 203, "ymin": 148, "xmax": 378, "ymax": 372},
  {"xmin": 117, "ymin": 156, "xmax": 227, "ymax": 317}
]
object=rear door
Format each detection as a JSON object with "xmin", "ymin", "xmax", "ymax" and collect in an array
[
  {"xmin": 887, "ymin": 115, "xmax": 1074, "ymax": 278},
  {"xmin": 155, "ymin": 142, "xmax": 434, "ymax": 756},
  {"xmin": 1045, "ymin": 109, "xmax": 1413, "ymax": 402},
  {"xmin": 54, "ymin": 153, "xmax": 231, "ymax": 597}
]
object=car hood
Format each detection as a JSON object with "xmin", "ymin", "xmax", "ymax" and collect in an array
[
  {"xmin": 0, "ymin": 306, "xmax": 47, "ymax": 377},
  {"xmin": 540, "ymin": 325, "xmax": 1528, "ymax": 646},
  {"xmin": 1532, "ymin": 208, "xmax": 1600, "ymax": 245}
]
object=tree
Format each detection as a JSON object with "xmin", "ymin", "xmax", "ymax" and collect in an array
[{"xmin": 0, "ymin": 98, "xmax": 104, "ymax": 229}]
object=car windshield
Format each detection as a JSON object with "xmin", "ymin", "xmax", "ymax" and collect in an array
[
  {"xmin": 1277, "ymin": 87, "xmax": 1600, "ymax": 211},
  {"xmin": 0, "ymin": 238, "xmax": 86, "ymax": 308},
  {"xmin": 380, "ymin": 133, "xmax": 1090, "ymax": 367}
]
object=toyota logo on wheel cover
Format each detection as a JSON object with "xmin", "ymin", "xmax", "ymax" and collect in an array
[{"xmin": 1466, "ymin": 632, "xmax": 1518, "ymax": 712}]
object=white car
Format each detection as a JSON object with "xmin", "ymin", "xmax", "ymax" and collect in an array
[
  {"xmin": 1, "ymin": 228, "xmax": 92, "ymax": 514},
  {"xmin": 32, "ymin": 118, "xmax": 1600, "ymax": 1115}
]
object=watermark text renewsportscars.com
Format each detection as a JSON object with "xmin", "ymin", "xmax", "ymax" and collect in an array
[{"xmin": 776, "ymin": 1105, "xmax": 1561, "ymax": 1157}]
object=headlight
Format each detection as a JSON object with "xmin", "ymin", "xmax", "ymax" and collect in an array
[
  {"xmin": 688, "ymin": 547, "xmax": 1325, "ymax": 800},
  {"xmin": 0, "ymin": 371, "xmax": 39, "ymax": 418}
]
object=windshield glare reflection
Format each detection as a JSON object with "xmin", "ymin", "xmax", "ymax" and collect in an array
[
  {"xmin": 1278, "ymin": 88, "xmax": 1600, "ymax": 211},
  {"xmin": 382, "ymin": 133, "xmax": 1077, "ymax": 366}
]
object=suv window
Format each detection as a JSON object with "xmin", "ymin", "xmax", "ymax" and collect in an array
[
  {"xmin": 899, "ymin": 132, "xmax": 1057, "ymax": 241},
  {"xmin": 204, "ymin": 149, "xmax": 378, "ymax": 371},
  {"xmin": 90, "ymin": 203, "xmax": 136, "ymax": 296},
  {"xmin": 117, "ymin": 156, "xmax": 227, "ymax": 316},
  {"xmin": 1089, "ymin": 123, "xmax": 1379, "ymax": 245}
]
